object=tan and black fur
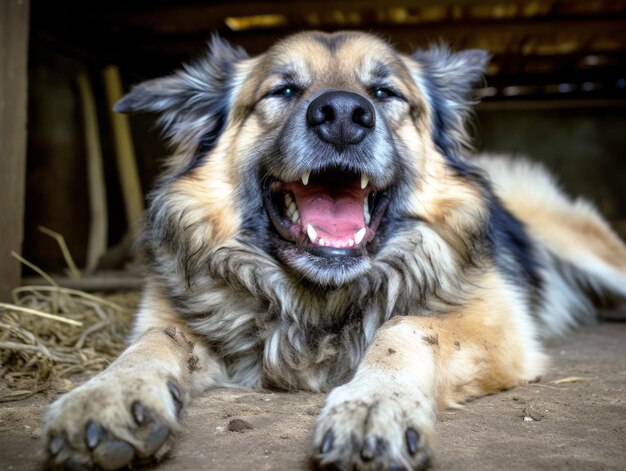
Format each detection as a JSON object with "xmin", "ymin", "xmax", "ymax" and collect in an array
[{"xmin": 42, "ymin": 32, "xmax": 626, "ymax": 470}]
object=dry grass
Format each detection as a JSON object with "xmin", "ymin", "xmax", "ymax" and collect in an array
[{"xmin": 0, "ymin": 286, "xmax": 138, "ymax": 402}]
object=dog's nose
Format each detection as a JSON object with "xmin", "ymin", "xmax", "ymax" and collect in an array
[{"xmin": 307, "ymin": 91, "xmax": 375, "ymax": 152}]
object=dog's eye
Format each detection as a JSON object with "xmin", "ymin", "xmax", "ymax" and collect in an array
[
  {"xmin": 272, "ymin": 85, "xmax": 301, "ymax": 99},
  {"xmin": 372, "ymin": 87, "xmax": 396, "ymax": 99}
]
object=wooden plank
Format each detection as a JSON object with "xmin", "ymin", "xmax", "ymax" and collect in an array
[
  {"xmin": 77, "ymin": 72, "xmax": 108, "ymax": 273},
  {"xmin": 103, "ymin": 65, "xmax": 145, "ymax": 234},
  {"xmin": 97, "ymin": 17, "xmax": 626, "ymax": 63},
  {"xmin": 477, "ymin": 98, "xmax": 626, "ymax": 111},
  {"xmin": 119, "ymin": 0, "xmax": 567, "ymax": 30},
  {"xmin": 0, "ymin": 0, "xmax": 30, "ymax": 301},
  {"xmin": 22, "ymin": 271, "xmax": 144, "ymax": 292}
]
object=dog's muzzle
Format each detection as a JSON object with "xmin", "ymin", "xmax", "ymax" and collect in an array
[{"xmin": 260, "ymin": 89, "xmax": 398, "ymax": 285}]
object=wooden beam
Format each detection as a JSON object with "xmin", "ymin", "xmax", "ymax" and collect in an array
[
  {"xmin": 477, "ymin": 98, "xmax": 626, "ymax": 111},
  {"xmin": 77, "ymin": 72, "xmax": 108, "ymax": 274},
  {"xmin": 0, "ymin": 0, "xmax": 30, "ymax": 301},
  {"xmin": 22, "ymin": 271, "xmax": 144, "ymax": 292},
  {"xmin": 103, "ymin": 65, "xmax": 145, "ymax": 234},
  {"xmin": 99, "ymin": 17, "xmax": 626, "ymax": 59},
  {"xmin": 116, "ymin": 0, "xmax": 576, "ymax": 32}
]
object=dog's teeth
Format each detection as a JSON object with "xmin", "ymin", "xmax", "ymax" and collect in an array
[
  {"xmin": 306, "ymin": 224, "xmax": 318, "ymax": 243},
  {"xmin": 361, "ymin": 174, "xmax": 369, "ymax": 189},
  {"xmin": 364, "ymin": 198, "xmax": 370, "ymax": 225},
  {"xmin": 288, "ymin": 202, "xmax": 296, "ymax": 214},
  {"xmin": 285, "ymin": 193, "xmax": 293, "ymax": 206},
  {"xmin": 348, "ymin": 239, "xmax": 354, "ymax": 247},
  {"xmin": 302, "ymin": 171, "xmax": 310, "ymax": 186},
  {"xmin": 354, "ymin": 227, "xmax": 366, "ymax": 245},
  {"xmin": 291, "ymin": 210, "xmax": 300, "ymax": 223}
]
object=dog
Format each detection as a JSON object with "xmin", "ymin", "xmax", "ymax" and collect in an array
[{"xmin": 42, "ymin": 31, "xmax": 626, "ymax": 470}]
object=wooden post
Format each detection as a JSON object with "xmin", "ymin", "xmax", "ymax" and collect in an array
[
  {"xmin": 0, "ymin": 0, "xmax": 30, "ymax": 301},
  {"xmin": 77, "ymin": 72, "xmax": 108, "ymax": 274},
  {"xmin": 103, "ymin": 65, "xmax": 144, "ymax": 234}
]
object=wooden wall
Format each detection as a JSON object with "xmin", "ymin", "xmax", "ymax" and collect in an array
[{"xmin": 0, "ymin": 0, "xmax": 30, "ymax": 301}]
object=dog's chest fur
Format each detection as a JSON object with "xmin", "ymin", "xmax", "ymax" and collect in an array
[
  {"xmin": 155, "ymin": 230, "xmax": 477, "ymax": 392},
  {"xmin": 179, "ymin": 277, "xmax": 371, "ymax": 391}
]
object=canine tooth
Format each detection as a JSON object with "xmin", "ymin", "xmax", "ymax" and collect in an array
[
  {"xmin": 306, "ymin": 224, "xmax": 318, "ymax": 243},
  {"xmin": 354, "ymin": 227, "xmax": 366, "ymax": 245},
  {"xmin": 302, "ymin": 171, "xmax": 310, "ymax": 186},
  {"xmin": 291, "ymin": 210, "xmax": 300, "ymax": 222},
  {"xmin": 361, "ymin": 174, "xmax": 369, "ymax": 189}
]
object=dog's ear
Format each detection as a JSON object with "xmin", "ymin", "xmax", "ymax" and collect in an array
[
  {"xmin": 411, "ymin": 47, "xmax": 489, "ymax": 101},
  {"xmin": 409, "ymin": 46, "xmax": 490, "ymax": 156},
  {"xmin": 115, "ymin": 35, "xmax": 249, "ymax": 158}
]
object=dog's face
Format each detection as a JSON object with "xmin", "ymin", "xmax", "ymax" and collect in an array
[
  {"xmin": 117, "ymin": 32, "xmax": 488, "ymax": 288},
  {"xmin": 238, "ymin": 33, "xmax": 429, "ymax": 285}
]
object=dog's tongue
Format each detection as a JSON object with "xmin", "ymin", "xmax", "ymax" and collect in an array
[{"xmin": 284, "ymin": 182, "xmax": 367, "ymax": 241}]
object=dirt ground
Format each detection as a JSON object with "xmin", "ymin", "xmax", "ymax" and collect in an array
[{"xmin": 1, "ymin": 322, "xmax": 625, "ymax": 470}]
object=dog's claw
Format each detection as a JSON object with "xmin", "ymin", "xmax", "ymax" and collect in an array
[
  {"xmin": 49, "ymin": 433, "xmax": 66, "ymax": 455},
  {"xmin": 142, "ymin": 423, "xmax": 170, "ymax": 457},
  {"xmin": 406, "ymin": 427, "xmax": 420, "ymax": 455},
  {"xmin": 85, "ymin": 421, "xmax": 105, "ymax": 450},
  {"xmin": 93, "ymin": 439, "xmax": 135, "ymax": 470},
  {"xmin": 360, "ymin": 436, "xmax": 383, "ymax": 461},
  {"xmin": 166, "ymin": 380, "xmax": 183, "ymax": 415},
  {"xmin": 131, "ymin": 400, "xmax": 146, "ymax": 425},
  {"xmin": 320, "ymin": 429, "xmax": 334, "ymax": 454}
]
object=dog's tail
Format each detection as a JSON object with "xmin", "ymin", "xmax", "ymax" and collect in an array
[{"xmin": 475, "ymin": 153, "xmax": 626, "ymax": 337}]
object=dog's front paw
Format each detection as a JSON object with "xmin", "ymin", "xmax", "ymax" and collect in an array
[
  {"xmin": 42, "ymin": 364, "xmax": 185, "ymax": 470},
  {"xmin": 312, "ymin": 382, "xmax": 436, "ymax": 470}
]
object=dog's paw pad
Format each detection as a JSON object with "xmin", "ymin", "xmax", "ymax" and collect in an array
[{"xmin": 92, "ymin": 439, "xmax": 135, "ymax": 469}]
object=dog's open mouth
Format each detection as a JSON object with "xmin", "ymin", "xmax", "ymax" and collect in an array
[{"xmin": 263, "ymin": 167, "xmax": 390, "ymax": 256}]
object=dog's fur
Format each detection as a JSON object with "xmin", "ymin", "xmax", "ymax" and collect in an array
[{"xmin": 42, "ymin": 32, "xmax": 626, "ymax": 470}]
